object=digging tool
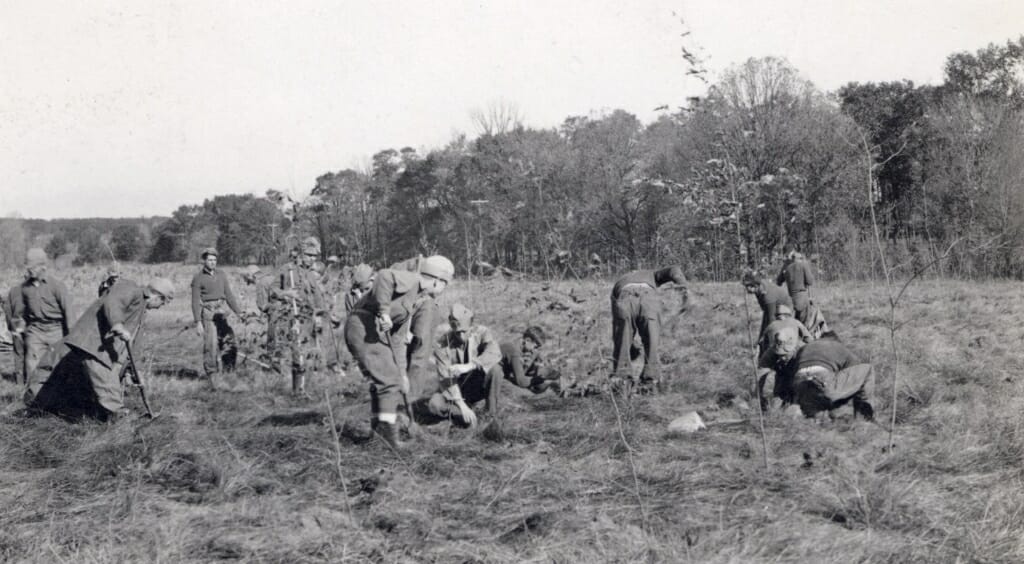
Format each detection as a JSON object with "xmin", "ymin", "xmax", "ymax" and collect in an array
[{"xmin": 124, "ymin": 339, "xmax": 156, "ymax": 419}]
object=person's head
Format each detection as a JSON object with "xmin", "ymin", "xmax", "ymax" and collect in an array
[
  {"xmin": 783, "ymin": 244, "xmax": 798, "ymax": 261},
  {"xmin": 327, "ymin": 255, "xmax": 339, "ymax": 266},
  {"xmin": 448, "ymin": 304, "xmax": 474, "ymax": 344},
  {"xmin": 25, "ymin": 248, "xmax": 48, "ymax": 280},
  {"xmin": 300, "ymin": 237, "xmax": 321, "ymax": 268},
  {"xmin": 106, "ymin": 265, "xmax": 120, "ymax": 282},
  {"xmin": 201, "ymin": 248, "xmax": 218, "ymax": 270},
  {"xmin": 146, "ymin": 278, "xmax": 175, "ymax": 309},
  {"xmin": 742, "ymin": 269, "xmax": 763, "ymax": 295},
  {"xmin": 418, "ymin": 255, "xmax": 454, "ymax": 297},
  {"xmin": 243, "ymin": 264, "xmax": 261, "ymax": 284},
  {"xmin": 351, "ymin": 263, "xmax": 375, "ymax": 291},
  {"xmin": 522, "ymin": 326, "xmax": 546, "ymax": 354},
  {"xmin": 775, "ymin": 304, "xmax": 794, "ymax": 320},
  {"xmin": 773, "ymin": 327, "xmax": 803, "ymax": 361}
]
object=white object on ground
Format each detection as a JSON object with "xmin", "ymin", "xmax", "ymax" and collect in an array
[{"xmin": 668, "ymin": 411, "xmax": 706, "ymax": 433}]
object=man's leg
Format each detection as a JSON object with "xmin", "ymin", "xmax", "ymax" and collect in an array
[
  {"xmin": 345, "ymin": 312, "xmax": 404, "ymax": 446},
  {"xmin": 12, "ymin": 334, "xmax": 25, "ymax": 386},
  {"xmin": 201, "ymin": 310, "xmax": 219, "ymax": 378},
  {"xmin": 23, "ymin": 325, "xmax": 61, "ymax": 382},
  {"xmin": 828, "ymin": 364, "xmax": 875, "ymax": 419},
  {"xmin": 84, "ymin": 357, "xmax": 125, "ymax": 421},
  {"xmin": 611, "ymin": 294, "xmax": 639, "ymax": 381},
  {"xmin": 792, "ymin": 292, "xmax": 810, "ymax": 325},
  {"xmin": 637, "ymin": 290, "xmax": 662, "ymax": 390}
]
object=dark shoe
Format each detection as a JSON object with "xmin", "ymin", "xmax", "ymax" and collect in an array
[{"xmin": 853, "ymin": 399, "xmax": 875, "ymax": 421}]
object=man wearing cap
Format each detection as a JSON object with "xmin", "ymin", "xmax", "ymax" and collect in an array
[
  {"xmin": 756, "ymin": 304, "xmax": 813, "ymax": 408},
  {"xmin": 743, "ymin": 269, "xmax": 793, "ymax": 344},
  {"xmin": 345, "ymin": 255, "xmax": 454, "ymax": 448},
  {"xmin": 25, "ymin": 278, "xmax": 174, "ymax": 422},
  {"xmin": 9, "ymin": 248, "xmax": 73, "ymax": 383},
  {"xmin": 343, "ymin": 264, "xmax": 375, "ymax": 315},
  {"xmin": 413, "ymin": 304, "xmax": 501, "ymax": 427},
  {"xmin": 491, "ymin": 326, "xmax": 563, "ymax": 398},
  {"xmin": 190, "ymin": 247, "xmax": 243, "ymax": 382},
  {"xmin": 98, "ymin": 266, "xmax": 121, "ymax": 297},
  {"xmin": 776, "ymin": 337, "xmax": 875, "ymax": 421},
  {"xmin": 266, "ymin": 237, "xmax": 329, "ymax": 394},
  {"xmin": 776, "ymin": 247, "xmax": 816, "ymax": 325},
  {"xmin": 610, "ymin": 266, "xmax": 688, "ymax": 394}
]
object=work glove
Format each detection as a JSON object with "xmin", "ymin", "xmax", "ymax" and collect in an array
[
  {"xmin": 376, "ymin": 313, "xmax": 393, "ymax": 333},
  {"xmin": 454, "ymin": 399, "xmax": 478, "ymax": 428}
]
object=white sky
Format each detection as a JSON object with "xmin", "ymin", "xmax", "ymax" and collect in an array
[{"xmin": 1, "ymin": 0, "xmax": 1020, "ymax": 219}]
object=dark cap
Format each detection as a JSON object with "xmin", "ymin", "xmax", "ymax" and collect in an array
[{"xmin": 523, "ymin": 326, "xmax": 546, "ymax": 346}]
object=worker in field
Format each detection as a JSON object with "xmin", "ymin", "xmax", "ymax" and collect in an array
[
  {"xmin": 491, "ymin": 325, "xmax": 563, "ymax": 398},
  {"xmin": 776, "ymin": 246, "xmax": 816, "ymax": 325},
  {"xmin": 9, "ymin": 249, "xmax": 73, "ymax": 384},
  {"xmin": 609, "ymin": 265, "xmax": 688, "ymax": 395},
  {"xmin": 774, "ymin": 334, "xmax": 875, "ymax": 421},
  {"xmin": 743, "ymin": 269, "xmax": 793, "ymax": 345},
  {"xmin": 345, "ymin": 255, "xmax": 454, "ymax": 448},
  {"xmin": 190, "ymin": 247, "xmax": 243, "ymax": 384},
  {"xmin": 98, "ymin": 266, "xmax": 121, "ymax": 297},
  {"xmin": 0, "ymin": 293, "xmax": 15, "ymax": 380},
  {"xmin": 756, "ymin": 304, "xmax": 813, "ymax": 408},
  {"xmin": 266, "ymin": 237, "xmax": 329, "ymax": 395},
  {"xmin": 343, "ymin": 264, "xmax": 375, "ymax": 314},
  {"xmin": 25, "ymin": 277, "xmax": 174, "ymax": 422},
  {"xmin": 413, "ymin": 304, "xmax": 501, "ymax": 427}
]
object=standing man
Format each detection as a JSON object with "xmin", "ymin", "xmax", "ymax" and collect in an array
[
  {"xmin": 345, "ymin": 255, "xmax": 454, "ymax": 448},
  {"xmin": 776, "ymin": 247, "xmax": 816, "ymax": 325},
  {"xmin": 191, "ymin": 247, "xmax": 243, "ymax": 384},
  {"xmin": 9, "ymin": 249, "xmax": 73, "ymax": 384},
  {"xmin": 413, "ymin": 304, "xmax": 501, "ymax": 427},
  {"xmin": 98, "ymin": 266, "xmax": 121, "ymax": 297},
  {"xmin": 25, "ymin": 278, "xmax": 174, "ymax": 422},
  {"xmin": 743, "ymin": 269, "xmax": 793, "ymax": 346},
  {"xmin": 266, "ymin": 237, "xmax": 329, "ymax": 395},
  {"xmin": 610, "ymin": 265, "xmax": 688, "ymax": 394}
]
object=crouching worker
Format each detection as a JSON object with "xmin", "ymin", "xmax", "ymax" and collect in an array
[
  {"xmin": 24, "ymin": 278, "xmax": 174, "ymax": 422},
  {"xmin": 610, "ymin": 265, "xmax": 688, "ymax": 394},
  {"xmin": 492, "ymin": 326, "xmax": 561, "ymax": 398},
  {"xmin": 756, "ymin": 304, "xmax": 813, "ymax": 409},
  {"xmin": 413, "ymin": 304, "xmax": 501, "ymax": 428},
  {"xmin": 345, "ymin": 255, "xmax": 454, "ymax": 448},
  {"xmin": 777, "ymin": 337, "xmax": 875, "ymax": 421}
]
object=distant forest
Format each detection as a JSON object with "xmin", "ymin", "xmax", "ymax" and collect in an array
[{"xmin": 3, "ymin": 37, "xmax": 1023, "ymax": 281}]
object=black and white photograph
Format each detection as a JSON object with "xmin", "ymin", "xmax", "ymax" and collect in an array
[{"xmin": 1, "ymin": 1, "xmax": 1022, "ymax": 561}]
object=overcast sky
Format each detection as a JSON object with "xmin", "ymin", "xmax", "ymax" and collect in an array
[{"xmin": 1, "ymin": 0, "xmax": 1020, "ymax": 219}]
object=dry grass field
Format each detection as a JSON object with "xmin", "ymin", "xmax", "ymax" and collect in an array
[{"xmin": 1, "ymin": 263, "xmax": 1022, "ymax": 563}]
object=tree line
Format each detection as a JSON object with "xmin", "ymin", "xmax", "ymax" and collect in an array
[{"xmin": 4, "ymin": 37, "xmax": 1022, "ymax": 281}]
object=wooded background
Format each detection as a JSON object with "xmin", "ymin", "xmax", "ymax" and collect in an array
[{"xmin": 3, "ymin": 38, "xmax": 1022, "ymax": 280}]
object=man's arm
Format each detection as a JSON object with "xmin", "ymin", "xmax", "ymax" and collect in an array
[
  {"xmin": 56, "ymin": 280, "xmax": 72, "ymax": 336},
  {"xmin": 474, "ymin": 327, "xmax": 502, "ymax": 372},
  {"xmin": 803, "ymin": 261, "xmax": 815, "ymax": 288}
]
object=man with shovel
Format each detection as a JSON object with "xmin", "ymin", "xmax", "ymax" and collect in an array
[
  {"xmin": 24, "ymin": 278, "xmax": 174, "ymax": 422},
  {"xmin": 345, "ymin": 255, "xmax": 454, "ymax": 448}
]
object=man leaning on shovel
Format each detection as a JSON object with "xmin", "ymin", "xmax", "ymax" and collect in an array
[{"xmin": 24, "ymin": 278, "xmax": 174, "ymax": 422}]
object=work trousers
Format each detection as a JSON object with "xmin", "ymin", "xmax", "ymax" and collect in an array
[
  {"xmin": 413, "ymin": 367, "xmax": 501, "ymax": 424},
  {"xmin": 790, "ymin": 290, "xmax": 810, "ymax": 325},
  {"xmin": 611, "ymin": 286, "xmax": 661, "ymax": 382},
  {"xmin": 11, "ymin": 334, "xmax": 24, "ymax": 385},
  {"xmin": 794, "ymin": 363, "xmax": 874, "ymax": 417},
  {"xmin": 200, "ymin": 301, "xmax": 236, "ymax": 375},
  {"xmin": 24, "ymin": 323, "xmax": 63, "ymax": 384},
  {"xmin": 345, "ymin": 310, "xmax": 404, "ymax": 417},
  {"xmin": 28, "ymin": 348, "xmax": 123, "ymax": 420}
]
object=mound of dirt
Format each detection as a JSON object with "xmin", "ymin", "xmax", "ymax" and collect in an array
[{"xmin": 150, "ymin": 451, "xmax": 222, "ymax": 497}]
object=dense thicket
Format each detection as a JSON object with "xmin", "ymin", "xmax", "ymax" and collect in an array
[{"xmin": 4, "ymin": 38, "xmax": 1022, "ymax": 280}]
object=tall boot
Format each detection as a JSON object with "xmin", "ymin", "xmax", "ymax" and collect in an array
[{"xmin": 376, "ymin": 421, "xmax": 402, "ymax": 449}]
